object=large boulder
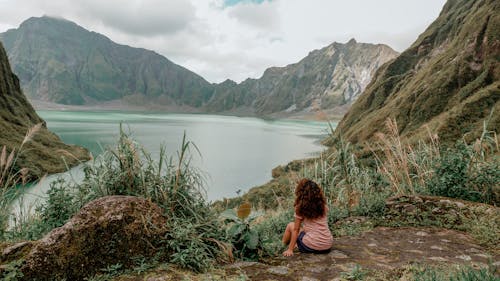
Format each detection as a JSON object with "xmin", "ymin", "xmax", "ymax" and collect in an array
[{"xmin": 20, "ymin": 196, "xmax": 168, "ymax": 280}]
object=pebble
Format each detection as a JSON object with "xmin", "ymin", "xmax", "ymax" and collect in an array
[
  {"xmin": 301, "ymin": 277, "xmax": 320, "ymax": 281},
  {"xmin": 428, "ymin": 257, "xmax": 448, "ymax": 262},
  {"xmin": 329, "ymin": 250, "xmax": 349, "ymax": 259},
  {"xmin": 455, "ymin": 255, "xmax": 472, "ymax": 261}
]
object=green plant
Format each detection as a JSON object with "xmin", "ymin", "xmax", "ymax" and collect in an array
[
  {"xmin": 165, "ymin": 218, "xmax": 227, "ymax": 273},
  {"xmin": 220, "ymin": 203, "xmax": 262, "ymax": 260},
  {"xmin": 4, "ymin": 127, "xmax": 228, "ymax": 276},
  {"xmin": 341, "ymin": 264, "xmax": 367, "ymax": 281},
  {"xmin": 254, "ymin": 209, "xmax": 293, "ymax": 257},
  {"xmin": 428, "ymin": 141, "xmax": 499, "ymax": 204},
  {"xmin": 1, "ymin": 259, "xmax": 24, "ymax": 281},
  {"xmin": 413, "ymin": 264, "xmax": 499, "ymax": 281}
]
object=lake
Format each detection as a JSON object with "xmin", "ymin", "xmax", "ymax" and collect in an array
[{"xmin": 14, "ymin": 111, "xmax": 332, "ymax": 215}]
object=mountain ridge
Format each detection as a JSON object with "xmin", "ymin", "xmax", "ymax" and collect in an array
[
  {"xmin": 0, "ymin": 16, "xmax": 399, "ymax": 117},
  {"xmin": 0, "ymin": 41, "xmax": 90, "ymax": 179},
  {"xmin": 335, "ymin": 0, "xmax": 499, "ymax": 146}
]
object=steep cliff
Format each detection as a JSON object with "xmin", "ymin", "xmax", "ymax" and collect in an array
[
  {"xmin": 0, "ymin": 41, "xmax": 89, "ymax": 179},
  {"xmin": 0, "ymin": 16, "xmax": 213, "ymax": 107},
  {"xmin": 336, "ymin": 0, "xmax": 499, "ymax": 145},
  {"xmin": 206, "ymin": 39, "xmax": 398, "ymax": 115},
  {"xmin": 1, "ymin": 17, "xmax": 398, "ymax": 117}
]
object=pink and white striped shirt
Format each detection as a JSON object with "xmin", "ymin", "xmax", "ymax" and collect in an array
[{"xmin": 295, "ymin": 208, "xmax": 333, "ymax": 250}]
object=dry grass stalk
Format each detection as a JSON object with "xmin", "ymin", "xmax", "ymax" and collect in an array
[
  {"xmin": 372, "ymin": 118, "xmax": 440, "ymax": 195},
  {"xmin": 22, "ymin": 122, "xmax": 43, "ymax": 145},
  {"xmin": 0, "ymin": 146, "xmax": 16, "ymax": 188}
]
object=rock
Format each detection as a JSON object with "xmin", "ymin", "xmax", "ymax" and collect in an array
[
  {"xmin": 21, "ymin": 196, "xmax": 168, "ymax": 281},
  {"xmin": 1, "ymin": 241, "xmax": 33, "ymax": 262},
  {"xmin": 455, "ymin": 255, "xmax": 472, "ymax": 261},
  {"xmin": 301, "ymin": 277, "xmax": 319, "ymax": 281},
  {"xmin": 267, "ymin": 265, "xmax": 289, "ymax": 275}
]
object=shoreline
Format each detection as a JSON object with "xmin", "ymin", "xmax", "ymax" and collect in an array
[{"xmin": 31, "ymin": 99, "xmax": 346, "ymax": 122}]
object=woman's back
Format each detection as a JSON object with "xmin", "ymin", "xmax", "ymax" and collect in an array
[{"xmin": 296, "ymin": 211, "xmax": 333, "ymax": 250}]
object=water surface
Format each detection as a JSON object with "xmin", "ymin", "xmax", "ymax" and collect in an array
[{"xmin": 16, "ymin": 111, "xmax": 332, "ymax": 213}]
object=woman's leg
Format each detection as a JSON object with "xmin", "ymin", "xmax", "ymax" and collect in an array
[{"xmin": 282, "ymin": 222, "xmax": 295, "ymax": 245}]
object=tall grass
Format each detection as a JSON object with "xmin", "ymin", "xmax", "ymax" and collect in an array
[
  {"xmin": 292, "ymin": 117, "xmax": 499, "ymax": 217},
  {"xmin": 370, "ymin": 119, "xmax": 441, "ymax": 195},
  {"xmin": 4, "ymin": 126, "xmax": 227, "ymax": 273},
  {"xmin": 0, "ymin": 123, "xmax": 43, "ymax": 237}
]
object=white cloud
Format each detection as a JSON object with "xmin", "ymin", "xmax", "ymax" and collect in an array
[
  {"xmin": 227, "ymin": 1, "xmax": 279, "ymax": 30},
  {"xmin": 0, "ymin": 0, "xmax": 447, "ymax": 83}
]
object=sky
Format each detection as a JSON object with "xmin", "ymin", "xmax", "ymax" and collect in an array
[{"xmin": 0, "ymin": 0, "xmax": 447, "ymax": 83}]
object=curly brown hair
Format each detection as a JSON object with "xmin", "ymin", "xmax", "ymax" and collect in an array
[{"xmin": 294, "ymin": 178, "xmax": 327, "ymax": 219}]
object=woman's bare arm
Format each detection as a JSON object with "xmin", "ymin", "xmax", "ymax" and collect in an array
[{"xmin": 283, "ymin": 217, "xmax": 302, "ymax": 256}]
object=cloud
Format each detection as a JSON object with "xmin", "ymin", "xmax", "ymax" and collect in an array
[
  {"xmin": 227, "ymin": 0, "xmax": 279, "ymax": 29},
  {"xmin": 77, "ymin": 0, "xmax": 195, "ymax": 36},
  {"xmin": 223, "ymin": 0, "xmax": 270, "ymax": 7},
  {"xmin": 0, "ymin": 0, "xmax": 448, "ymax": 83}
]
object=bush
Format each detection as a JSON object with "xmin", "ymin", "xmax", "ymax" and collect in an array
[
  {"xmin": 428, "ymin": 142, "xmax": 499, "ymax": 205},
  {"xmin": 254, "ymin": 209, "xmax": 293, "ymax": 257}
]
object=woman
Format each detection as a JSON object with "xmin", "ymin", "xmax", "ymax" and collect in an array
[{"xmin": 282, "ymin": 178, "xmax": 333, "ymax": 256}]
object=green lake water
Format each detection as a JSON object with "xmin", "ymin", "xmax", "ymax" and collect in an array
[{"xmin": 14, "ymin": 111, "xmax": 332, "ymax": 215}]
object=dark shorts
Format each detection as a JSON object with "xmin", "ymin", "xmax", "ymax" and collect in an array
[{"xmin": 296, "ymin": 231, "xmax": 331, "ymax": 254}]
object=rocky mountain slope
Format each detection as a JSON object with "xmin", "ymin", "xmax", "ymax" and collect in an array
[
  {"xmin": 0, "ymin": 41, "xmax": 89, "ymax": 179},
  {"xmin": 0, "ymin": 16, "xmax": 213, "ymax": 107},
  {"xmin": 336, "ymin": 0, "xmax": 499, "ymax": 146},
  {"xmin": 0, "ymin": 17, "xmax": 398, "ymax": 117},
  {"xmin": 206, "ymin": 39, "xmax": 398, "ymax": 115}
]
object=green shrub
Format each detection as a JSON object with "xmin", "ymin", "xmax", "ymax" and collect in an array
[
  {"xmin": 220, "ymin": 203, "xmax": 262, "ymax": 260},
  {"xmin": 254, "ymin": 209, "xmax": 293, "ymax": 257},
  {"xmin": 428, "ymin": 142, "xmax": 499, "ymax": 204}
]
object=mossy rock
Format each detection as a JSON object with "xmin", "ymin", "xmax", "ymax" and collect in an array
[{"xmin": 18, "ymin": 196, "xmax": 168, "ymax": 281}]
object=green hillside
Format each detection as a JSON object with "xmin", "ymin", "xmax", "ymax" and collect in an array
[
  {"xmin": 336, "ymin": 0, "xmax": 499, "ymax": 146},
  {"xmin": 0, "ymin": 42, "xmax": 89, "ymax": 179},
  {"xmin": 0, "ymin": 16, "xmax": 213, "ymax": 107}
]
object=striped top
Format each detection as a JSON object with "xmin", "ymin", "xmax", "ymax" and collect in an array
[{"xmin": 295, "ymin": 208, "xmax": 333, "ymax": 251}]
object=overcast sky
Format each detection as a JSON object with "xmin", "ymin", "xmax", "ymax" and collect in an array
[{"xmin": 0, "ymin": 0, "xmax": 447, "ymax": 83}]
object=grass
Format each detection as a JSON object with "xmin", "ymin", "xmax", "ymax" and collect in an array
[
  {"xmin": 1, "ymin": 126, "xmax": 230, "ymax": 279},
  {"xmin": 236, "ymin": 117, "xmax": 499, "ymax": 260},
  {"xmin": 1, "ymin": 117, "xmax": 498, "ymax": 279}
]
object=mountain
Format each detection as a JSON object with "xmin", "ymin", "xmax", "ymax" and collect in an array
[
  {"xmin": 0, "ymin": 16, "xmax": 398, "ymax": 116},
  {"xmin": 336, "ymin": 0, "xmax": 499, "ymax": 146},
  {"xmin": 0, "ymin": 41, "xmax": 89, "ymax": 179},
  {"xmin": 206, "ymin": 39, "xmax": 398, "ymax": 115},
  {"xmin": 0, "ymin": 16, "xmax": 213, "ymax": 107}
]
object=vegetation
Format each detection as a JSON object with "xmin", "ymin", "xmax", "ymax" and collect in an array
[
  {"xmin": 412, "ymin": 264, "xmax": 499, "ymax": 281},
  {"xmin": 220, "ymin": 118, "xmax": 499, "ymax": 262},
  {"xmin": 1, "ymin": 127, "xmax": 229, "ymax": 279},
  {"xmin": 336, "ymin": 0, "xmax": 499, "ymax": 147},
  {"xmin": 219, "ymin": 203, "xmax": 262, "ymax": 260},
  {"xmin": 1, "ymin": 118, "xmax": 498, "ymax": 279},
  {"xmin": 0, "ymin": 41, "xmax": 90, "ymax": 179}
]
